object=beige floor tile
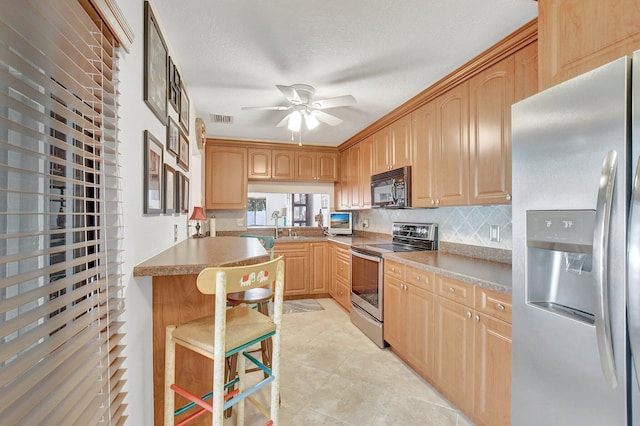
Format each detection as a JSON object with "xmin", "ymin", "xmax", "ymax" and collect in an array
[{"xmin": 223, "ymin": 298, "xmax": 468, "ymax": 426}]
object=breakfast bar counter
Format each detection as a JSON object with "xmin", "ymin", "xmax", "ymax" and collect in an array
[{"xmin": 134, "ymin": 236, "xmax": 269, "ymax": 425}]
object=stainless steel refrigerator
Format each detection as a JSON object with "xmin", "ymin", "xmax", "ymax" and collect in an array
[{"xmin": 512, "ymin": 51, "xmax": 640, "ymax": 425}]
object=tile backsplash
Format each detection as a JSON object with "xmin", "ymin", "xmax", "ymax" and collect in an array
[
  {"xmin": 356, "ymin": 205, "xmax": 512, "ymax": 250},
  {"xmin": 209, "ymin": 204, "xmax": 513, "ymax": 251}
]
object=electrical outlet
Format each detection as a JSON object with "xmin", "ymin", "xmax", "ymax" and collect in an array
[
  {"xmin": 174, "ymin": 224, "xmax": 178, "ymax": 242},
  {"xmin": 489, "ymin": 225, "xmax": 500, "ymax": 242},
  {"xmin": 236, "ymin": 218, "xmax": 244, "ymax": 227}
]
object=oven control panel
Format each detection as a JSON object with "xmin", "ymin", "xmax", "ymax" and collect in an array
[{"xmin": 392, "ymin": 222, "xmax": 437, "ymax": 241}]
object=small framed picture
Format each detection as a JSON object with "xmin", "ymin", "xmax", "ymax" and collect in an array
[
  {"xmin": 178, "ymin": 130, "xmax": 189, "ymax": 171},
  {"xmin": 144, "ymin": 130, "xmax": 163, "ymax": 214},
  {"xmin": 143, "ymin": 2, "xmax": 167, "ymax": 125},
  {"xmin": 179, "ymin": 83, "xmax": 190, "ymax": 134},
  {"xmin": 181, "ymin": 174, "xmax": 190, "ymax": 214},
  {"xmin": 166, "ymin": 116, "xmax": 179, "ymax": 157},
  {"xmin": 163, "ymin": 164, "xmax": 176, "ymax": 214},
  {"xmin": 167, "ymin": 57, "xmax": 179, "ymax": 113}
]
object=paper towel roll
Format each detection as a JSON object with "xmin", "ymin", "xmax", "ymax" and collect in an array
[{"xmin": 209, "ymin": 218, "xmax": 216, "ymax": 237}]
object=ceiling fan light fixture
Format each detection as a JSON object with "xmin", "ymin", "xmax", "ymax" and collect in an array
[
  {"xmin": 304, "ymin": 112, "xmax": 319, "ymax": 130},
  {"xmin": 287, "ymin": 110, "xmax": 302, "ymax": 132}
]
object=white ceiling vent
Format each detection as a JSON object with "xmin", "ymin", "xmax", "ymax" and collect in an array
[{"xmin": 210, "ymin": 113, "xmax": 234, "ymax": 124}]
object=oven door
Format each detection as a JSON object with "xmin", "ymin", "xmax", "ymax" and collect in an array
[{"xmin": 350, "ymin": 248, "xmax": 384, "ymax": 321}]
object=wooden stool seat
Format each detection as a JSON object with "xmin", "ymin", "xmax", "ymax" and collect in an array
[
  {"xmin": 171, "ymin": 305, "xmax": 275, "ymax": 356},
  {"xmin": 227, "ymin": 288, "xmax": 273, "ymax": 311}
]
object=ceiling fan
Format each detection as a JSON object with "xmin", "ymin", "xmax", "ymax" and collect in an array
[{"xmin": 241, "ymin": 84, "xmax": 356, "ymax": 132}]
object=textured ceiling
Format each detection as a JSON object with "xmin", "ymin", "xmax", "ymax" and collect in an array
[{"xmin": 152, "ymin": 0, "xmax": 538, "ymax": 147}]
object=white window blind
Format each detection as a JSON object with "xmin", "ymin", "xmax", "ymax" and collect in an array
[{"xmin": 0, "ymin": 0, "xmax": 127, "ymax": 424}]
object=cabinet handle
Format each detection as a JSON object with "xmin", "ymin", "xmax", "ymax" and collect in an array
[
  {"xmin": 506, "ymin": 194, "xmax": 512, "ymax": 201},
  {"xmin": 435, "ymin": 199, "xmax": 440, "ymax": 205},
  {"xmin": 431, "ymin": 200, "xmax": 435, "ymax": 205},
  {"xmin": 415, "ymin": 276, "xmax": 420, "ymax": 281},
  {"xmin": 496, "ymin": 303, "xmax": 505, "ymax": 311},
  {"xmin": 448, "ymin": 287, "xmax": 455, "ymax": 293},
  {"xmin": 475, "ymin": 314, "xmax": 480, "ymax": 322},
  {"xmin": 466, "ymin": 311, "xmax": 472, "ymax": 319}
]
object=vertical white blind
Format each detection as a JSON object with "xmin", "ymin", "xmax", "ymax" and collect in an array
[{"xmin": 0, "ymin": 0, "xmax": 126, "ymax": 424}]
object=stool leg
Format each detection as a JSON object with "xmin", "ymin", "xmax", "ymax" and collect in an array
[
  {"xmin": 237, "ymin": 352, "xmax": 246, "ymax": 425},
  {"xmin": 224, "ymin": 354, "xmax": 238, "ymax": 418},
  {"xmin": 164, "ymin": 326, "xmax": 176, "ymax": 426}
]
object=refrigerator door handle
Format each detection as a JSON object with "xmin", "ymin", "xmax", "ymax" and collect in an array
[
  {"xmin": 593, "ymin": 149, "xmax": 618, "ymax": 389},
  {"xmin": 628, "ymin": 156, "xmax": 640, "ymax": 387}
]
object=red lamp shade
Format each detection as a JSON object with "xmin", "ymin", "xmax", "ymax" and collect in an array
[{"xmin": 189, "ymin": 206, "xmax": 206, "ymax": 221}]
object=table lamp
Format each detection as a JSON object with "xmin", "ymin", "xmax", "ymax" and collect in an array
[{"xmin": 189, "ymin": 206, "xmax": 207, "ymax": 238}]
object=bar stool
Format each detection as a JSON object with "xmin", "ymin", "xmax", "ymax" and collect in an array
[
  {"xmin": 227, "ymin": 235, "xmax": 276, "ymax": 374},
  {"xmin": 164, "ymin": 256, "xmax": 285, "ymax": 426}
]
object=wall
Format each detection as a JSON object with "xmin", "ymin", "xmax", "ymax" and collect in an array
[{"xmin": 115, "ymin": 1, "xmax": 202, "ymax": 424}]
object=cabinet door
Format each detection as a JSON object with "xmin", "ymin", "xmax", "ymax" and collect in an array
[
  {"xmin": 310, "ymin": 242, "xmax": 328, "ymax": 294},
  {"xmin": 383, "ymin": 275, "xmax": 403, "ymax": 349},
  {"xmin": 434, "ymin": 296, "xmax": 474, "ymax": 414},
  {"xmin": 435, "ymin": 81, "xmax": 469, "ymax": 206},
  {"xmin": 274, "ymin": 245, "xmax": 310, "ymax": 296},
  {"xmin": 294, "ymin": 152, "xmax": 316, "ymax": 181},
  {"xmin": 349, "ymin": 144, "xmax": 361, "ymax": 208},
  {"xmin": 328, "ymin": 243, "xmax": 337, "ymax": 297},
  {"xmin": 469, "ymin": 56, "xmax": 514, "ymax": 205},
  {"xmin": 473, "ymin": 313, "xmax": 512, "ymax": 426},
  {"xmin": 317, "ymin": 152, "xmax": 338, "ymax": 181},
  {"xmin": 539, "ymin": 0, "xmax": 640, "ymax": 90},
  {"xmin": 360, "ymin": 137, "xmax": 373, "ymax": 208},
  {"xmin": 272, "ymin": 150, "xmax": 295, "ymax": 180},
  {"xmin": 406, "ymin": 283, "xmax": 435, "ymax": 381},
  {"xmin": 411, "ymin": 100, "xmax": 437, "ymax": 207},
  {"xmin": 337, "ymin": 151, "xmax": 350, "ymax": 209},
  {"xmin": 514, "ymin": 41, "xmax": 539, "ymax": 103},
  {"xmin": 205, "ymin": 145, "xmax": 247, "ymax": 209},
  {"xmin": 372, "ymin": 126, "xmax": 391, "ymax": 174},
  {"xmin": 390, "ymin": 114, "xmax": 412, "ymax": 169},
  {"xmin": 247, "ymin": 148, "xmax": 271, "ymax": 180}
]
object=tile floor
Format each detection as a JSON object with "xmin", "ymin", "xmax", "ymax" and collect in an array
[{"xmin": 226, "ymin": 298, "xmax": 472, "ymax": 425}]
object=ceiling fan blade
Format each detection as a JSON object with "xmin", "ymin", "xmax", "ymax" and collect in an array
[
  {"xmin": 241, "ymin": 105, "xmax": 290, "ymax": 111},
  {"xmin": 276, "ymin": 85, "xmax": 301, "ymax": 103},
  {"xmin": 276, "ymin": 113, "xmax": 291, "ymax": 128},
  {"xmin": 314, "ymin": 111, "xmax": 343, "ymax": 126},
  {"xmin": 312, "ymin": 95, "xmax": 356, "ymax": 109}
]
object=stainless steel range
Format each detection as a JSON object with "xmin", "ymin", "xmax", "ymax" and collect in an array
[{"xmin": 350, "ymin": 222, "xmax": 438, "ymax": 347}]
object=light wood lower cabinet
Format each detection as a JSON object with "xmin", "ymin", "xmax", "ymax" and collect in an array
[
  {"xmin": 384, "ymin": 261, "xmax": 435, "ymax": 380},
  {"xmin": 329, "ymin": 242, "xmax": 351, "ymax": 311},
  {"xmin": 383, "ymin": 262, "xmax": 512, "ymax": 426},
  {"xmin": 274, "ymin": 242, "xmax": 309, "ymax": 297},
  {"xmin": 310, "ymin": 242, "xmax": 328, "ymax": 294}
]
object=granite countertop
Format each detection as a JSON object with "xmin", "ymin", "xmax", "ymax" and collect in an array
[
  {"xmin": 384, "ymin": 251, "xmax": 512, "ymax": 294},
  {"xmin": 133, "ymin": 236, "xmax": 269, "ymax": 277}
]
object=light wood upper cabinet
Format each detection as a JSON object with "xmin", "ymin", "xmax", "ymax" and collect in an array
[
  {"xmin": 272, "ymin": 150, "xmax": 295, "ymax": 180},
  {"xmin": 360, "ymin": 137, "xmax": 373, "ymax": 208},
  {"xmin": 539, "ymin": 0, "xmax": 640, "ymax": 90},
  {"xmin": 435, "ymin": 81, "xmax": 470, "ymax": 207},
  {"xmin": 247, "ymin": 148, "xmax": 271, "ymax": 180},
  {"xmin": 205, "ymin": 145, "xmax": 247, "ymax": 210},
  {"xmin": 469, "ymin": 56, "xmax": 514, "ymax": 205},
  {"xmin": 514, "ymin": 40, "xmax": 539, "ymax": 103},
  {"xmin": 336, "ymin": 150, "xmax": 350, "ymax": 210},
  {"xmin": 348, "ymin": 144, "xmax": 361, "ymax": 208},
  {"xmin": 295, "ymin": 151, "xmax": 338, "ymax": 182},
  {"xmin": 372, "ymin": 115, "xmax": 412, "ymax": 174},
  {"xmin": 411, "ymin": 100, "xmax": 437, "ymax": 207}
]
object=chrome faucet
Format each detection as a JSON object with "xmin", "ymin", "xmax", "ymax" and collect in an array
[{"xmin": 271, "ymin": 210, "xmax": 280, "ymax": 239}]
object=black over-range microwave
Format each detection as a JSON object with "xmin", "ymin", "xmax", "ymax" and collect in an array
[{"xmin": 371, "ymin": 166, "xmax": 411, "ymax": 208}]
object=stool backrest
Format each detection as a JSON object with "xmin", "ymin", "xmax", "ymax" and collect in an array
[
  {"xmin": 239, "ymin": 234, "xmax": 275, "ymax": 260},
  {"xmin": 196, "ymin": 256, "xmax": 284, "ymax": 295}
]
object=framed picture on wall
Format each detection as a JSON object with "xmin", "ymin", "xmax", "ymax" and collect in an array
[
  {"xmin": 163, "ymin": 164, "xmax": 176, "ymax": 214},
  {"xmin": 144, "ymin": 130, "xmax": 163, "ymax": 214},
  {"xmin": 143, "ymin": 1, "xmax": 168, "ymax": 125},
  {"xmin": 179, "ymin": 83, "xmax": 189, "ymax": 134},
  {"xmin": 167, "ymin": 57, "xmax": 179, "ymax": 113},
  {"xmin": 181, "ymin": 174, "xmax": 190, "ymax": 214},
  {"xmin": 178, "ymin": 130, "xmax": 189, "ymax": 171},
  {"xmin": 166, "ymin": 116, "xmax": 179, "ymax": 157}
]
